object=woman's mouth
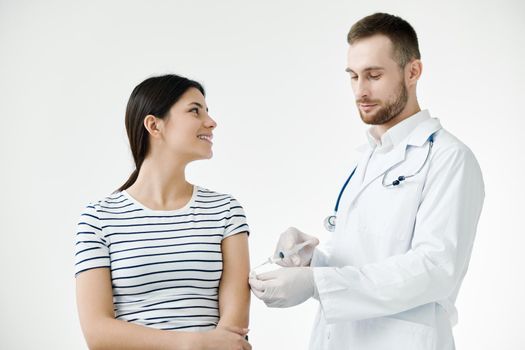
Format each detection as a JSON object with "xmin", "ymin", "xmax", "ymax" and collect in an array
[{"xmin": 197, "ymin": 134, "xmax": 213, "ymax": 144}]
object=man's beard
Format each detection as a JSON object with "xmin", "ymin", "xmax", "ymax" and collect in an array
[{"xmin": 358, "ymin": 81, "xmax": 408, "ymax": 125}]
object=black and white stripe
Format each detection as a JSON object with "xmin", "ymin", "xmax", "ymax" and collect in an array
[{"xmin": 75, "ymin": 186, "xmax": 249, "ymax": 331}]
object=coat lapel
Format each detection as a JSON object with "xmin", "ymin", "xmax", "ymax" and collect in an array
[{"xmin": 336, "ymin": 146, "xmax": 374, "ymax": 215}]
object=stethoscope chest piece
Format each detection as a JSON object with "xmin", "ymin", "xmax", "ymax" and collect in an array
[{"xmin": 324, "ymin": 215, "xmax": 336, "ymax": 232}]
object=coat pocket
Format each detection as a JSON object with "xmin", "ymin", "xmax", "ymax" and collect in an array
[{"xmin": 341, "ymin": 316, "xmax": 438, "ymax": 350}]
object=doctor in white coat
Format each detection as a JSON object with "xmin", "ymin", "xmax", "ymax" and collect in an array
[{"xmin": 249, "ymin": 12, "xmax": 484, "ymax": 350}]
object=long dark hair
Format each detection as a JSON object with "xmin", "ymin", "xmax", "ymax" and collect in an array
[{"xmin": 116, "ymin": 74, "xmax": 205, "ymax": 193}]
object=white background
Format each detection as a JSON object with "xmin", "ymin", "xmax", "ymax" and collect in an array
[{"xmin": 1, "ymin": 0, "xmax": 524, "ymax": 349}]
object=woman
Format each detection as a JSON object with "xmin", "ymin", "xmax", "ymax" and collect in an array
[{"xmin": 75, "ymin": 74, "xmax": 251, "ymax": 350}]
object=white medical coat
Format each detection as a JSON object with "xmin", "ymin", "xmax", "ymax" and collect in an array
[{"xmin": 310, "ymin": 114, "xmax": 485, "ymax": 350}]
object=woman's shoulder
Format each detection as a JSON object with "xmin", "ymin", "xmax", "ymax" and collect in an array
[
  {"xmin": 195, "ymin": 185, "xmax": 232, "ymax": 198},
  {"xmin": 196, "ymin": 186, "xmax": 250, "ymax": 237},
  {"xmin": 80, "ymin": 191, "xmax": 131, "ymax": 214},
  {"xmin": 194, "ymin": 186, "xmax": 248, "ymax": 208}
]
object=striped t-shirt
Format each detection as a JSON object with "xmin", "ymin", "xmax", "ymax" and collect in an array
[{"xmin": 74, "ymin": 186, "xmax": 249, "ymax": 331}]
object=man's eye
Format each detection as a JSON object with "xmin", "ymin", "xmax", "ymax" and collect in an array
[
  {"xmin": 350, "ymin": 76, "xmax": 358, "ymax": 80},
  {"xmin": 370, "ymin": 74, "xmax": 381, "ymax": 80}
]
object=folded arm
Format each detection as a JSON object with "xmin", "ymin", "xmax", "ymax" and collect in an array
[{"xmin": 76, "ymin": 268, "xmax": 199, "ymax": 350}]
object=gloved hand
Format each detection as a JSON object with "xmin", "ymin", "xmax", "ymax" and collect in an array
[
  {"xmin": 249, "ymin": 267, "xmax": 316, "ymax": 308},
  {"xmin": 274, "ymin": 227, "xmax": 319, "ymax": 267}
]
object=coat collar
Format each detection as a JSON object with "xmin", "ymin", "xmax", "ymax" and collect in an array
[
  {"xmin": 342, "ymin": 112, "xmax": 442, "ymax": 212},
  {"xmin": 355, "ymin": 109, "xmax": 440, "ymax": 153}
]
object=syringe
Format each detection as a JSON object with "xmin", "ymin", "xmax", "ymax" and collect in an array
[{"xmin": 251, "ymin": 240, "xmax": 317, "ymax": 272}]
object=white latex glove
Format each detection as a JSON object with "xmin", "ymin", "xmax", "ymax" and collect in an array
[
  {"xmin": 274, "ymin": 227, "xmax": 319, "ymax": 267},
  {"xmin": 249, "ymin": 267, "xmax": 316, "ymax": 308}
]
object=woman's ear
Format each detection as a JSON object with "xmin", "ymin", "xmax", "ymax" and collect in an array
[{"xmin": 143, "ymin": 115, "xmax": 162, "ymax": 137}]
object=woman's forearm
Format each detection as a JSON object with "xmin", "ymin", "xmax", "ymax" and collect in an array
[
  {"xmin": 82, "ymin": 317, "xmax": 201, "ymax": 350},
  {"xmin": 217, "ymin": 297, "xmax": 250, "ymax": 328}
]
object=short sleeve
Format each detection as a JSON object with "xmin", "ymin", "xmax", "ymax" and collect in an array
[
  {"xmin": 223, "ymin": 196, "xmax": 250, "ymax": 239},
  {"xmin": 74, "ymin": 204, "xmax": 110, "ymax": 276}
]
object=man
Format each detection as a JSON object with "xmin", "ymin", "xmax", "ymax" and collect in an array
[{"xmin": 249, "ymin": 12, "xmax": 485, "ymax": 350}]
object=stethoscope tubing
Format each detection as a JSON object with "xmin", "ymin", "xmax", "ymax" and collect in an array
[{"xmin": 325, "ymin": 133, "xmax": 435, "ymax": 232}]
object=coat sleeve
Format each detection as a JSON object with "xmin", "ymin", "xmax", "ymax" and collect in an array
[
  {"xmin": 313, "ymin": 144, "xmax": 485, "ymax": 323},
  {"xmin": 311, "ymin": 240, "xmax": 334, "ymax": 267}
]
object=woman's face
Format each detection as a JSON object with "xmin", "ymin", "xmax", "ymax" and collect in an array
[{"xmin": 155, "ymin": 87, "xmax": 217, "ymax": 162}]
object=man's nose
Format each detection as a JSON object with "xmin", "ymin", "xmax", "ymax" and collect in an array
[{"xmin": 355, "ymin": 78, "xmax": 370, "ymax": 100}]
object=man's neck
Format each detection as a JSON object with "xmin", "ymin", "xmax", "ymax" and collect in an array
[{"xmin": 374, "ymin": 104, "xmax": 421, "ymax": 140}]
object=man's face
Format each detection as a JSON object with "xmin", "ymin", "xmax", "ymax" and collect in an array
[{"xmin": 346, "ymin": 34, "xmax": 408, "ymax": 125}]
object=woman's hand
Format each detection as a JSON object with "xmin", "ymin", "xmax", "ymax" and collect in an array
[{"xmin": 198, "ymin": 325, "xmax": 251, "ymax": 350}]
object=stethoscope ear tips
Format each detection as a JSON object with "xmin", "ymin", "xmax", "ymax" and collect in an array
[{"xmin": 392, "ymin": 176, "xmax": 406, "ymax": 186}]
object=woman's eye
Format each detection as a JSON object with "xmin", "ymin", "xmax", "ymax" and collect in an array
[
  {"xmin": 350, "ymin": 76, "xmax": 358, "ymax": 80},
  {"xmin": 190, "ymin": 108, "xmax": 199, "ymax": 115},
  {"xmin": 370, "ymin": 74, "xmax": 381, "ymax": 80}
]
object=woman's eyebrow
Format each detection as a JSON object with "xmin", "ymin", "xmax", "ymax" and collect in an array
[{"xmin": 189, "ymin": 102, "xmax": 209, "ymax": 111}]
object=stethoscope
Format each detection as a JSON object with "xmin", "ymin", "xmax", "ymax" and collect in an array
[{"xmin": 324, "ymin": 133, "xmax": 435, "ymax": 232}]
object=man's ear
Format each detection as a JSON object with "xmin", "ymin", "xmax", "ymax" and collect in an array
[{"xmin": 406, "ymin": 59, "xmax": 423, "ymax": 87}]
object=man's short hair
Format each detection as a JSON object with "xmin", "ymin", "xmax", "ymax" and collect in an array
[{"xmin": 347, "ymin": 13, "xmax": 421, "ymax": 67}]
